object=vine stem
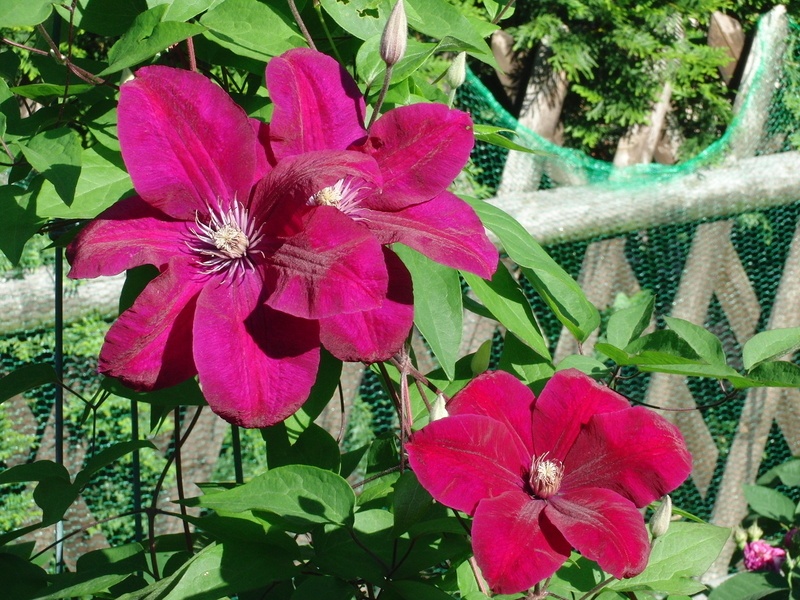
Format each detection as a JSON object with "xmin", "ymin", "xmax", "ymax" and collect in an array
[
  {"xmin": 289, "ymin": 0, "xmax": 317, "ymax": 50},
  {"xmin": 492, "ymin": 0, "xmax": 516, "ymax": 24},
  {"xmin": 577, "ymin": 576, "xmax": 614, "ymax": 600},
  {"xmin": 367, "ymin": 65, "xmax": 393, "ymax": 130}
]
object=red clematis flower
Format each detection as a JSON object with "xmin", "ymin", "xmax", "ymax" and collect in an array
[
  {"xmin": 67, "ymin": 66, "xmax": 391, "ymax": 428},
  {"xmin": 260, "ymin": 48, "xmax": 499, "ymax": 362},
  {"xmin": 406, "ymin": 369, "xmax": 692, "ymax": 594}
]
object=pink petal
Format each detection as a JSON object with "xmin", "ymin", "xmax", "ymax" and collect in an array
[
  {"xmin": 531, "ymin": 369, "xmax": 630, "ymax": 462},
  {"xmin": 262, "ymin": 206, "xmax": 388, "ymax": 320},
  {"xmin": 249, "ymin": 118, "xmax": 272, "ymax": 174},
  {"xmin": 99, "ymin": 259, "xmax": 202, "ymax": 390},
  {"xmin": 563, "ymin": 406, "xmax": 692, "ymax": 507},
  {"xmin": 359, "ymin": 104, "xmax": 474, "ymax": 208},
  {"xmin": 406, "ymin": 415, "xmax": 528, "ymax": 515},
  {"xmin": 472, "ymin": 492, "xmax": 571, "ymax": 594},
  {"xmin": 319, "ymin": 249, "xmax": 413, "ymax": 362},
  {"xmin": 118, "ymin": 66, "xmax": 266, "ymax": 220},
  {"xmin": 267, "ymin": 48, "xmax": 367, "ymax": 160},
  {"xmin": 546, "ymin": 487, "xmax": 650, "ymax": 579},
  {"xmin": 193, "ymin": 273, "xmax": 320, "ymax": 428},
  {"xmin": 446, "ymin": 371, "xmax": 534, "ymax": 458},
  {"xmin": 67, "ymin": 196, "xmax": 185, "ymax": 279},
  {"xmin": 359, "ymin": 191, "xmax": 498, "ymax": 278}
]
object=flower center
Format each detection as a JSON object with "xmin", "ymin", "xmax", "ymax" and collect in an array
[
  {"xmin": 529, "ymin": 453, "xmax": 564, "ymax": 499},
  {"xmin": 308, "ymin": 178, "xmax": 363, "ymax": 214},
  {"xmin": 187, "ymin": 200, "xmax": 265, "ymax": 283}
]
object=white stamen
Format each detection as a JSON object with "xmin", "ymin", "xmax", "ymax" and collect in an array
[{"xmin": 308, "ymin": 178, "xmax": 364, "ymax": 214}]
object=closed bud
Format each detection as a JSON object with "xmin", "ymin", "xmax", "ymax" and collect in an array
[
  {"xmin": 446, "ymin": 52, "xmax": 467, "ymax": 89},
  {"xmin": 430, "ymin": 393, "xmax": 449, "ymax": 422},
  {"xmin": 380, "ymin": 0, "xmax": 407, "ymax": 67},
  {"xmin": 734, "ymin": 525, "xmax": 749, "ymax": 549},
  {"xmin": 747, "ymin": 522, "xmax": 764, "ymax": 541},
  {"xmin": 649, "ymin": 495, "xmax": 672, "ymax": 538}
]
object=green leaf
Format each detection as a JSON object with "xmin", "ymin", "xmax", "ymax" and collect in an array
[
  {"xmin": 0, "ymin": 363, "xmax": 58, "ymax": 404},
  {"xmin": 757, "ymin": 459, "xmax": 800, "ymax": 487},
  {"xmin": 34, "ymin": 147, "xmax": 132, "ymax": 219},
  {"xmin": 385, "ymin": 579, "xmax": 458, "ymax": 600},
  {"xmin": 0, "ymin": 553, "xmax": 48, "ymax": 599},
  {"xmin": 9, "ymin": 84, "xmax": 94, "ymax": 100},
  {"xmin": 0, "ymin": 185, "xmax": 45, "ymax": 266},
  {"xmin": 610, "ymin": 522, "xmax": 729, "ymax": 595},
  {"xmin": 200, "ymin": 0, "xmax": 304, "ymax": 61},
  {"xmin": 665, "ymin": 317, "xmax": 727, "ymax": 365},
  {"xmin": 497, "ymin": 332, "xmax": 555, "ymax": 386},
  {"xmin": 473, "ymin": 124, "xmax": 545, "ymax": 154},
  {"xmin": 270, "ymin": 423, "xmax": 341, "ymax": 473},
  {"xmin": 744, "ymin": 361, "xmax": 800, "ymax": 388},
  {"xmin": 743, "ymin": 327, "xmax": 800, "ymax": 371},
  {"xmin": 556, "ymin": 355, "xmax": 610, "ymax": 377},
  {"xmin": 356, "ymin": 36, "xmax": 438, "ymax": 88},
  {"xmin": 606, "ymin": 293, "xmax": 654, "ymax": 349},
  {"xmin": 284, "ymin": 350, "xmax": 342, "ymax": 440},
  {"xmin": 19, "ymin": 128, "xmax": 82, "ymax": 206},
  {"xmin": 0, "ymin": 0, "xmax": 57, "ymax": 27},
  {"xmin": 394, "ymin": 244, "xmax": 462, "ymax": 380},
  {"xmin": 392, "ymin": 471, "xmax": 433, "ymax": 536},
  {"xmin": 193, "ymin": 465, "xmax": 356, "ymax": 531},
  {"xmin": 74, "ymin": 440, "xmax": 157, "ymax": 489},
  {"xmin": 0, "ymin": 460, "xmax": 69, "ymax": 485},
  {"xmin": 462, "ymin": 196, "xmax": 600, "ymax": 342},
  {"xmin": 462, "ymin": 265, "xmax": 550, "ymax": 361},
  {"xmin": 102, "ymin": 5, "xmax": 206, "ymax": 75},
  {"xmin": 291, "ymin": 576, "xmax": 356, "ymax": 600},
  {"xmin": 54, "ymin": 0, "xmax": 147, "ymax": 36},
  {"xmin": 744, "ymin": 485, "xmax": 796, "ymax": 523},
  {"xmin": 33, "ymin": 477, "xmax": 79, "ymax": 524},
  {"xmin": 708, "ymin": 571, "xmax": 789, "ymax": 600},
  {"xmin": 149, "ymin": 0, "xmax": 225, "ymax": 22}
]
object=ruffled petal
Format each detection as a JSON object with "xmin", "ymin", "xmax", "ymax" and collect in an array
[
  {"xmin": 445, "ymin": 370, "xmax": 534, "ymax": 458},
  {"xmin": 263, "ymin": 206, "xmax": 388, "ymax": 320},
  {"xmin": 546, "ymin": 487, "xmax": 650, "ymax": 579},
  {"xmin": 562, "ymin": 406, "xmax": 692, "ymax": 507},
  {"xmin": 319, "ymin": 249, "xmax": 412, "ymax": 362},
  {"xmin": 531, "ymin": 369, "xmax": 630, "ymax": 462},
  {"xmin": 118, "ymin": 66, "xmax": 265, "ymax": 219},
  {"xmin": 359, "ymin": 104, "xmax": 474, "ymax": 208},
  {"xmin": 99, "ymin": 259, "xmax": 202, "ymax": 390},
  {"xmin": 407, "ymin": 414, "xmax": 528, "ymax": 515},
  {"xmin": 359, "ymin": 191, "xmax": 498, "ymax": 278},
  {"xmin": 67, "ymin": 196, "xmax": 185, "ymax": 279},
  {"xmin": 267, "ymin": 48, "xmax": 367, "ymax": 160},
  {"xmin": 193, "ymin": 272, "xmax": 320, "ymax": 428},
  {"xmin": 472, "ymin": 492, "xmax": 571, "ymax": 594}
]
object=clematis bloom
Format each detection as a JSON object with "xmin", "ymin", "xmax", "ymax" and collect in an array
[
  {"xmin": 406, "ymin": 369, "xmax": 692, "ymax": 594},
  {"xmin": 261, "ymin": 48, "xmax": 499, "ymax": 362},
  {"xmin": 744, "ymin": 540, "xmax": 786, "ymax": 572},
  {"xmin": 67, "ymin": 66, "xmax": 392, "ymax": 428}
]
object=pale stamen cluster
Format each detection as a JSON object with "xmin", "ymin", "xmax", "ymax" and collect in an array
[
  {"xmin": 307, "ymin": 178, "xmax": 365, "ymax": 216},
  {"xmin": 529, "ymin": 452, "xmax": 564, "ymax": 499}
]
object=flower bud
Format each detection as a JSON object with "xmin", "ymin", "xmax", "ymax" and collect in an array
[
  {"xmin": 380, "ymin": 0, "xmax": 407, "ymax": 67},
  {"xmin": 747, "ymin": 522, "xmax": 764, "ymax": 541},
  {"xmin": 447, "ymin": 52, "xmax": 467, "ymax": 90},
  {"xmin": 649, "ymin": 495, "xmax": 672, "ymax": 538},
  {"xmin": 430, "ymin": 393, "xmax": 449, "ymax": 422},
  {"xmin": 733, "ymin": 525, "xmax": 749, "ymax": 549}
]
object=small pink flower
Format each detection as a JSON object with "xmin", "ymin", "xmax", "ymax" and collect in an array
[
  {"xmin": 407, "ymin": 369, "xmax": 693, "ymax": 594},
  {"xmin": 744, "ymin": 540, "xmax": 786, "ymax": 572}
]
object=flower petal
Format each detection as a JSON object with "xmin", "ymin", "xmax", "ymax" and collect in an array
[
  {"xmin": 563, "ymin": 406, "xmax": 692, "ymax": 507},
  {"xmin": 193, "ymin": 273, "xmax": 320, "ymax": 428},
  {"xmin": 472, "ymin": 492, "xmax": 571, "ymax": 594},
  {"xmin": 445, "ymin": 370, "xmax": 534, "ymax": 458},
  {"xmin": 263, "ymin": 206, "xmax": 388, "ymax": 320},
  {"xmin": 319, "ymin": 249, "xmax": 413, "ymax": 362},
  {"xmin": 359, "ymin": 104, "xmax": 474, "ymax": 208},
  {"xmin": 359, "ymin": 191, "xmax": 498, "ymax": 278},
  {"xmin": 531, "ymin": 369, "xmax": 630, "ymax": 462},
  {"xmin": 119, "ymin": 66, "xmax": 265, "ymax": 219},
  {"xmin": 99, "ymin": 259, "xmax": 202, "ymax": 389},
  {"xmin": 407, "ymin": 414, "xmax": 528, "ymax": 515},
  {"xmin": 67, "ymin": 196, "xmax": 184, "ymax": 279},
  {"xmin": 267, "ymin": 48, "xmax": 367, "ymax": 160},
  {"xmin": 546, "ymin": 487, "xmax": 650, "ymax": 579}
]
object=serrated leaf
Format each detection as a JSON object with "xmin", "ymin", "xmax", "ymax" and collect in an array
[
  {"xmin": 744, "ymin": 484, "xmax": 796, "ymax": 523},
  {"xmin": 101, "ymin": 5, "xmax": 205, "ymax": 75},
  {"xmin": 606, "ymin": 293, "xmax": 654, "ymax": 349},
  {"xmin": 0, "ymin": 0, "xmax": 58, "ymax": 27},
  {"xmin": 394, "ymin": 244, "xmax": 462, "ymax": 380},
  {"xmin": 192, "ymin": 465, "xmax": 356, "ymax": 531},
  {"xmin": 461, "ymin": 197, "xmax": 600, "ymax": 342},
  {"xmin": 610, "ymin": 522, "xmax": 729, "ymax": 594},
  {"xmin": 200, "ymin": 0, "xmax": 304, "ymax": 61},
  {"xmin": 462, "ymin": 266, "xmax": 549, "ymax": 360},
  {"xmin": 0, "ymin": 363, "xmax": 58, "ymax": 404},
  {"xmin": 743, "ymin": 327, "xmax": 800, "ymax": 371},
  {"xmin": 19, "ymin": 128, "xmax": 82, "ymax": 206}
]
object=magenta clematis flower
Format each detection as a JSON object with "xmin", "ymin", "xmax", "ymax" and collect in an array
[
  {"xmin": 260, "ymin": 48, "xmax": 499, "ymax": 362},
  {"xmin": 67, "ymin": 66, "xmax": 392, "ymax": 428},
  {"xmin": 406, "ymin": 369, "xmax": 692, "ymax": 594},
  {"xmin": 744, "ymin": 540, "xmax": 786, "ymax": 572}
]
